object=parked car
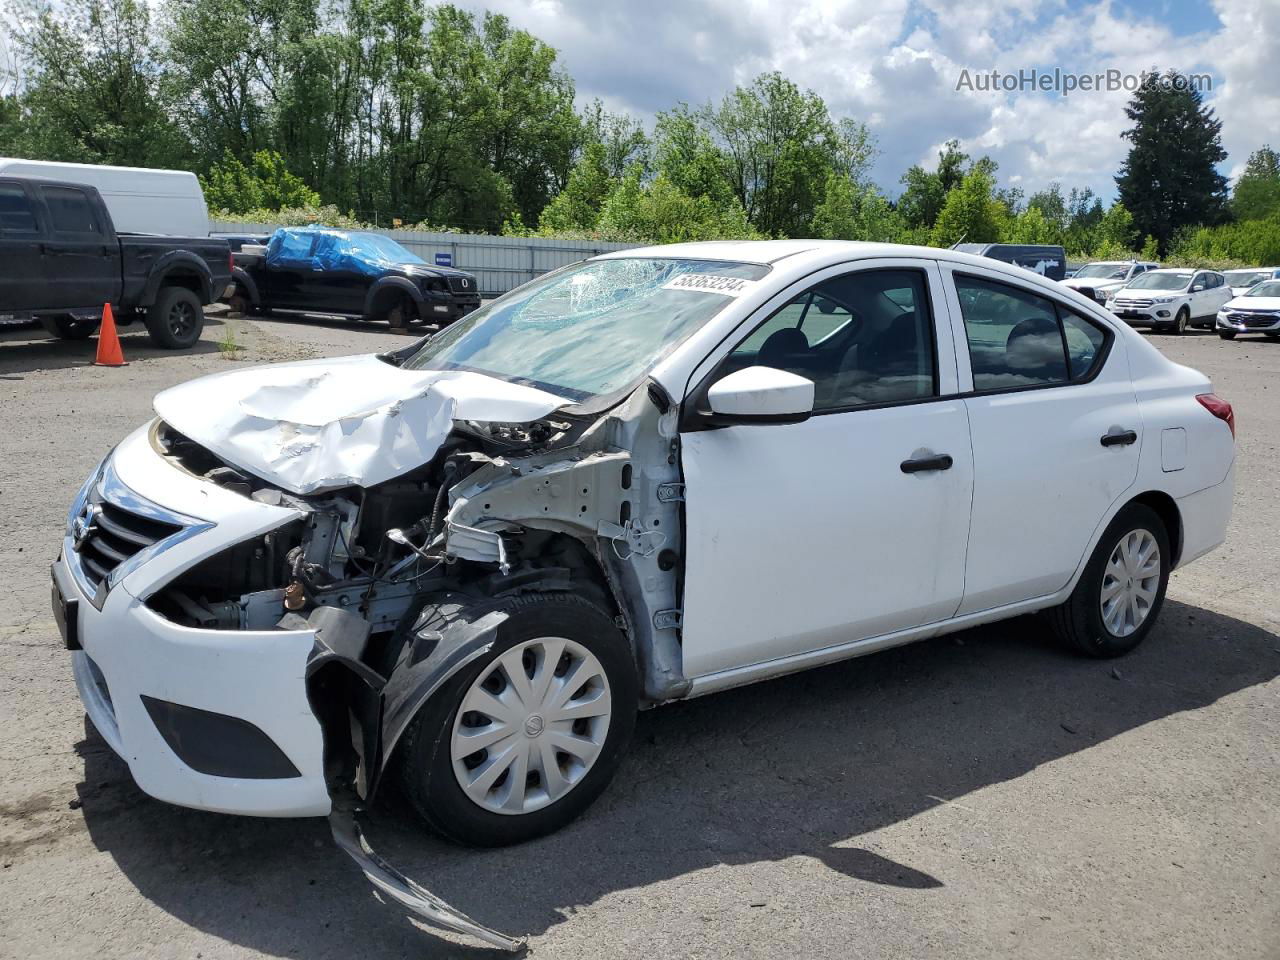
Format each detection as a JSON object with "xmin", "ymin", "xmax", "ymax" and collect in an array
[
  {"xmin": 52, "ymin": 240, "xmax": 1234, "ymax": 943},
  {"xmin": 1215, "ymin": 278, "xmax": 1280, "ymax": 339},
  {"xmin": 1061, "ymin": 259, "xmax": 1161, "ymax": 305},
  {"xmin": 1109, "ymin": 267, "xmax": 1233, "ymax": 333},
  {"xmin": 0, "ymin": 175, "xmax": 231, "ymax": 347},
  {"xmin": 952, "ymin": 242, "xmax": 1067, "ymax": 280},
  {"xmin": 226, "ymin": 226, "xmax": 481, "ymax": 329},
  {"xmin": 0, "ymin": 157, "xmax": 210, "ymax": 237},
  {"xmin": 1223, "ymin": 267, "xmax": 1280, "ymax": 298}
]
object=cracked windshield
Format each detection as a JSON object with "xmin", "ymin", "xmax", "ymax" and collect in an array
[{"xmin": 402, "ymin": 258, "xmax": 770, "ymax": 400}]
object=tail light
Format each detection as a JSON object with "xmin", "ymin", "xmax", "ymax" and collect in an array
[{"xmin": 1196, "ymin": 393, "xmax": 1235, "ymax": 439}]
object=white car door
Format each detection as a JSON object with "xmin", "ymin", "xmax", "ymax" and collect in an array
[
  {"xmin": 1190, "ymin": 271, "xmax": 1214, "ymax": 318},
  {"xmin": 678, "ymin": 260, "xmax": 974, "ymax": 679},
  {"xmin": 940, "ymin": 266, "xmax": 1141, "ymax": 614}
]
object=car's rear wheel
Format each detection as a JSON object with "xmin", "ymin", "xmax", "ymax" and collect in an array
[
  {"xmin": 398, "ymin": 593, "xmax": 637, "ymax": 847},
  {"xmin": 1046, "ymin": 502, "xmax": 1171, "ymax": 658},
  {"xmin": 226, "ymin": 293, "xmax": 252, "ymax": 317},
  {"xmin": 40, "ymin": 315, "xmax": 98, "ymax": 340},
  {"xmin": 145, "ymin": 286, "xmax": 204, "ymax": 349},
  {"xmin": 1218, "ymin": 331, "xmax": 1237, "ymax": 340}
]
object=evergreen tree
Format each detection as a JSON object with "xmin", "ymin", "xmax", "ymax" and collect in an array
[
  {"xmin": 1232, "ymin": 146, "xmax": 1280, "ymax": 222},
  {"xmin": 1115, "ymin": 70, "xmax": 1228, "ymax": 253}
]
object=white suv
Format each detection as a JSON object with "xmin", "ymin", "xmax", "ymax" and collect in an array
[
  {"xmin": 1063, "ymin": 260, "xmax": 1160, "ymax": 306},
  {"xmin": 1110, "ymin": 268, "xmax": 1233, "ymax": 333}
]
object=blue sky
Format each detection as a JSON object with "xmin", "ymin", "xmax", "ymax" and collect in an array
[{"xmin": 461, "ymin": 0, "xmax": 1278, "ymax": 203}]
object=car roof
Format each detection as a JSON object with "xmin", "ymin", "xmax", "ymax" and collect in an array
[{"xmin": 593, "ymin": 239, "xmax": 1056, "ymax": 271}]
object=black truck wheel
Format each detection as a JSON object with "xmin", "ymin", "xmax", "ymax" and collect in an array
[
  {"xmin": 145, "ymin": 286, "xmax": 205, "ymax": 349},
  {"xmin": 40, "ymin": 315, "xmax": 99, "ymax": 340}
]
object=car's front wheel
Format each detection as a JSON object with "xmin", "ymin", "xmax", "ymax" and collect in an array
[
  {"xmin": 1219, "ymin": 331, "xmax": 1237, "ymax": 340},
  {"xmin": 398, "ymin": 593, "xmax": 637, "ymax": 846},
  {"xmin": 1172, "ymin": 307, "xmax": 1189, "ymax": 335},
  {"xmin": 1046, "ymin": 502, "xmax": 1171, "ymax": 658}
]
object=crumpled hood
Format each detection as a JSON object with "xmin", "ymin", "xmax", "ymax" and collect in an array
[{"xmin": 153, "ymin": 354, "xmax": 570, "ymax": 495}]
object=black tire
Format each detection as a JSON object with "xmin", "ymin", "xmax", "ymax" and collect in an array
[
  {"xmin": 1265, "ymin": 332, "xmax": 1280, "ymax": 340},
  {"xmin": 145, "ymin": 286, "xmax": 204, "ymax": 349},
  {"xmin": 384, "ymin": 295, "xmax": 418, "ymax": 331},
  {"xmin": 1218, "ymin": 331, "xmax": 1237, "ymax": 340},
  {"xmin": 1046, "ymin": 502, "xmax": 1171, "ymax": 658},
  {"xmin": 40, "ymin": 315, "xmax": 98, "ymax": 340},
  {"xmin": 398, "ymin": 592, "xmax": 638, "ymax": 847},
  {"xmin": 226, "ymin": 293, "xmax": 252, "ymax": 317},
  {"xmin": 1172, "ymin": 307, "xmax": 1189, "ymax": 335}
]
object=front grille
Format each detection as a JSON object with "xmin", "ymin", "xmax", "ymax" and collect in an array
[
  {"xmin": 1115, "ymin": 298, "xmax": 1154, "ymax": 309},
  {"xmin": 76, "ymin": 500, "xmax": 182, "ymax": 592},
  {"xmin": 1227, "ymin": 310, "xmax": 1280, "ymax": 328},
  {"xmin": 447, "ymin": 276, "xmax": 476, "ymax": 295}
]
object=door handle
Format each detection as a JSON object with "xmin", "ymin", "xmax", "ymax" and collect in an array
[
  {"xmin": 900, "ymin": 454, "xmax": 954, "ymax": 474},
  {"xmin": 1100, "ymin": 429, "xmax": 1137, "ymax": 447}
]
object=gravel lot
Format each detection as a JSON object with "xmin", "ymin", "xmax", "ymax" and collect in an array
[{"xmin": 1, "ymin": 309, "xmax": 1277, "ymax": 959}]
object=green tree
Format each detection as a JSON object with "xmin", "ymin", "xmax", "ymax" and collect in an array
[
  {"xmin": 1231, "ymin": 146, "xmax": 1280, "ymax": 222},
  {"xmin": 1115, "ymin": 69, "xmax": 1229, "ymax": 253},
  {"xmin": 1099, "ymin": 202, "xmax": 1137, "ymax": 250},
  {"xmin": 812, "ymin": 173, "xmax": 902, "ymax": 242},
  {"xmin": 897, "ymin": 139, "xmax": 968, "ymax": 230},
  {"xmin": 931, "ymin": 165, "xmax": 1007, "ymax": 247},
  {"xmin": 652, "ymin": 104, "xmax": 737, "ymax": 206},
  {"xmin": 705, "ymin": 72, "xmax": 856, "ymax": 237},
  {"xmin": 537, "ymin": 141, "xmax": 614, "ymax": 232},
  {"xmin": 201, "ymin": 149, "xmax": 320, "ymax": 213},
  {"xmin": 596, "ymin": 171, "xmax": 757, "ymax": 243},
  {"xmin": 580, "ymin": 100, "xmax": 649, "ymax": 178},
  {"xmin": 4, "ymin": 0, "xmax": 189, "ymax": 167}
]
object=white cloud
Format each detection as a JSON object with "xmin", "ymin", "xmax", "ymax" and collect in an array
[{"xmin": 457, "ymin": 0, "xmax": 1279, "ymax": 201}]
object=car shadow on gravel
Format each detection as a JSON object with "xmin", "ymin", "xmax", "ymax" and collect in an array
[
  {"xmin": 0, "ymin": 319, "xmax": 224, "ymax": 375},
  {"xmin": 74, "ymin": 600, "xmax": 1280, "ymax": 957}
]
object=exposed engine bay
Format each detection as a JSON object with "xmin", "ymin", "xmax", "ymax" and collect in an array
[{"xmin": 139, "ymin": 374, "xmax": 689, "ymax": 950}]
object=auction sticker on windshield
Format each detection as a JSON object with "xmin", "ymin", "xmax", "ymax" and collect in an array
[{"xmin": 662, "ymin": 274, "xmax": 759, "ymax": 296}]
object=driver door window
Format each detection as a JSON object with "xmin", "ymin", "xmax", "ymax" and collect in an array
[{"xmin": 722, "ymin": 268, "xmax": 937, "ymax": 411}]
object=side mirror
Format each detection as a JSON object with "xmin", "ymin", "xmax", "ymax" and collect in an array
[
  {"xmin": 706, "ymin": 366, "xmax": 814, "ymax": 424},
  {"xmin": 1191, "ymin": 283, "xmax": 1204, "ymax": 292}
]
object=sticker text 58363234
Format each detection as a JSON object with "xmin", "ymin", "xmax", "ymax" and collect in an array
[{"xmin": 661, "ymin": 274, "xmax": 758, "ymax": 297}]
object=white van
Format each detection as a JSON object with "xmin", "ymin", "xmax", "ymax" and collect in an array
[{"xmin": 0, "ymin": 158, "xmax": 209, "ymax": 236}]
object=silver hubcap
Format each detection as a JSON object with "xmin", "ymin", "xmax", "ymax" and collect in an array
[
  {"xmin": 1100, "ymin": 529, "xmax": 1161, "ymax": 638},
  {"xmin": 451, "ymin": 637, "xmax": 611, "ymax": 815}
]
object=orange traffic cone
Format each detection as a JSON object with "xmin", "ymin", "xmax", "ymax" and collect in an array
[{"xmin": 94, "ymin": 303, "xmax": 127, "ymax": 367}]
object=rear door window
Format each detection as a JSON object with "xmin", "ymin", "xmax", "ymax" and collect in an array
[
  {"xmin": 955, "ymin": 274, "xmax": 1111, "ymax": 390},
  {"xmin": 0, "ymin": 182, "xmax": 40, "ymax": 234}
]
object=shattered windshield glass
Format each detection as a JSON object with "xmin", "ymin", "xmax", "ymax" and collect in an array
[{"xmin": 401, "ymin": 257, "xmax": 770, "ymax": 401}]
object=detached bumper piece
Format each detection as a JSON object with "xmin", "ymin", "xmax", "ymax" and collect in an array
[{"xmin": 329, "ymin": 805, "xmax": 525, "ymax": 953}]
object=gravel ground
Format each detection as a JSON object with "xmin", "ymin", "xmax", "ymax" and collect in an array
[{"xmin": 0, "ymin": 310, "xmax": 1276, "ymax": 960}]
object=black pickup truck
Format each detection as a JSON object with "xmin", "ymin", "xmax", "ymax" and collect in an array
[
  {"xmin": 0, "ymin": 175, "xmax": 232, "ymax": 348},
  {"xmin": 225, "ymin": 227, "xmax": 481, "ymax": 330}
]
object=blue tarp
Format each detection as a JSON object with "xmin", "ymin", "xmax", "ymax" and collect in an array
[{"xmin": 264, "ymin": 227, "xmax": 427, "ymax": 277}]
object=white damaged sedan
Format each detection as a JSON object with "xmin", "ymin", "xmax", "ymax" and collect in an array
[{"xmin": 52, "ymin": 241, "xmax": 1235, "ymax": 944}]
